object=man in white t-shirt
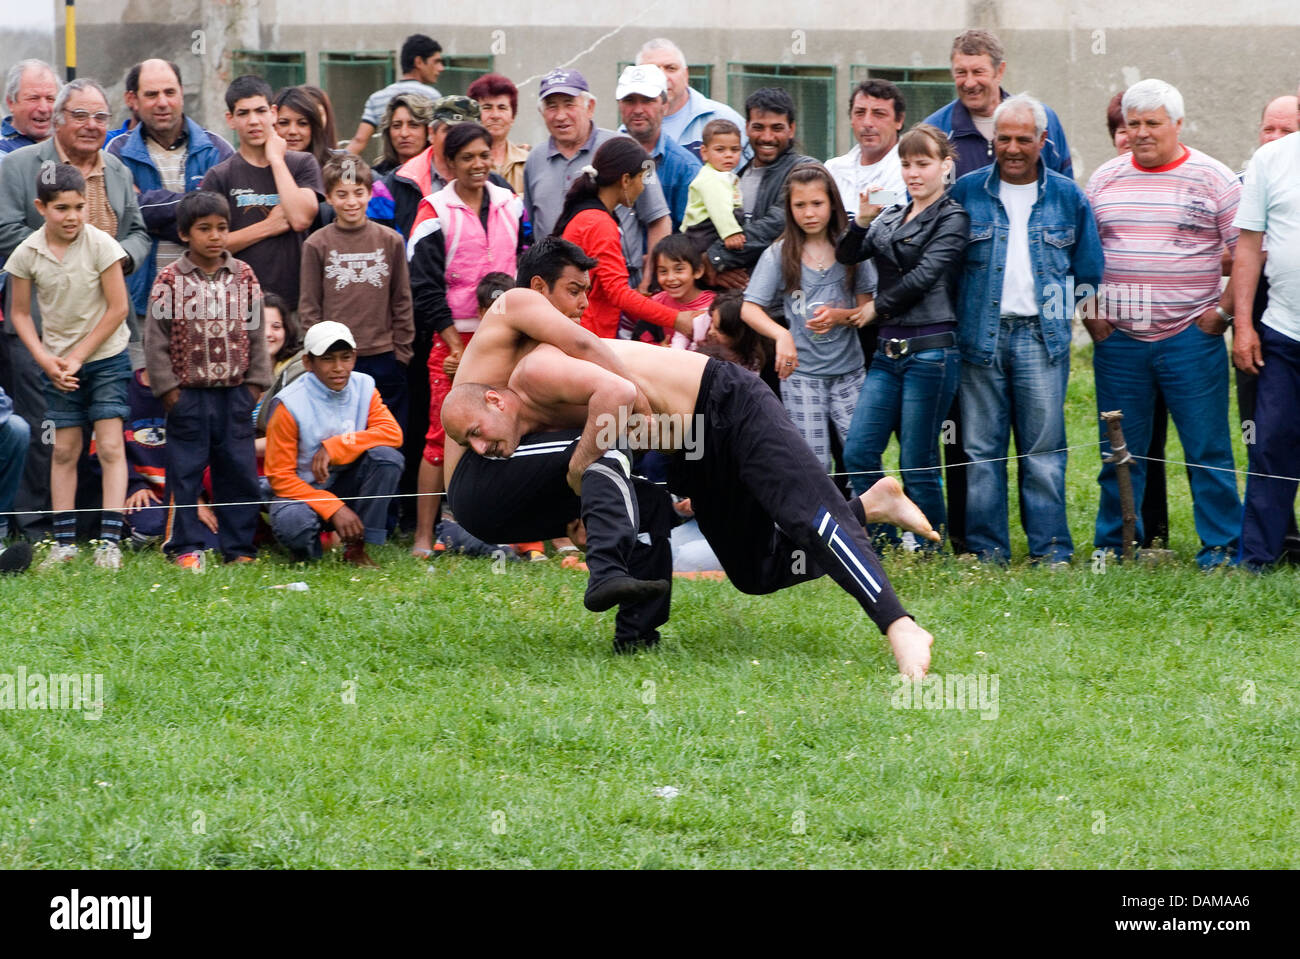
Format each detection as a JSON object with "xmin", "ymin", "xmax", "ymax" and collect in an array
[
  {"xmin": 1232, "ymin": 91, "xmax": 1300, "ymax": 569},
  {"xmin": 949, "ymin": 95, "xmax": 1103, "ymax": 567},
  {"xmin": 825, "ymin": 79, "xmax": 906, "ymax": 220}
]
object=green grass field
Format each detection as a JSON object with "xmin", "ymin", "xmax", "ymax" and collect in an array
[{"xmin": 0, "ymin": 347, "xmax": 1296, "ymax": 868}]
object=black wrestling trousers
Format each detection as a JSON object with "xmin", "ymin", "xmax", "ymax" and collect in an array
[
  {"xmin": 667, "ymin": 359, "xmax": 910, "ymax": 633},
  {"xmin": 447, "ymin": 432, "xmax": 672, "ymax": 643}
]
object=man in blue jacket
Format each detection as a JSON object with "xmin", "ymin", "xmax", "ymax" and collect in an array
[
  {"xmin": 949, "ymin": 95, "xmax": 1102, "ymax": 567},
  {"xmin": 924, "ymin": 30, "xmax": 1073, "ymax": 180},
  {"xmin": 107, "ymin": 59, "xmax": 233, "ymax": 339},
  {"xmin": 0, "ymin": 60, "xmax": 60, "ymax": 156}
]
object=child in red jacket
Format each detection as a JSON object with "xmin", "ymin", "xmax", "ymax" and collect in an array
[{"xmin": 554, "ymin": 137, "xmax": 705, "ymax": 340}]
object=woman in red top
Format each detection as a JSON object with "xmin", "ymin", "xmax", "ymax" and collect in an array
[{"xmin": 554, "ymin": 137, "xmax": 701, "ymax": 339}]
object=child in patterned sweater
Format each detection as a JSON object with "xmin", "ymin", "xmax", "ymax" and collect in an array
[{"xmin": 143, "ymin": 190, "xmax": 272, "ymax": 567}]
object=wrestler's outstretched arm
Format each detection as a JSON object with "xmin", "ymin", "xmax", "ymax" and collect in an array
[
  {"xmin": 512, "ymin": 348, "xmax": 638, "ymax": 494},
  {"xmin": 486, "ymin": 289, "xmax": 651, "ymax": 415}
]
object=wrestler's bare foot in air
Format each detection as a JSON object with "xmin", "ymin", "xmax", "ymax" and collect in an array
[
  {"xmin": 859, "ymin": 477, "xmax": 940, "ymax": 542},
  {"xmin": 886, "ymin": 617, "xmax": 934, "ymax": 678}
]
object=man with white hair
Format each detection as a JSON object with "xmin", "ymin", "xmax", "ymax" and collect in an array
[
  {"xmin": 1232, "ymin": 81, "xmax": 1300, "ymax": 570},
  {"xmin": 0, "ymin": 77, "xmax": 149, "ymax": 539},
  {"xmin": 949, "ymin": 95, "xmax": 1103, "ymax": 567},
  {"xmin": 1084, "ymin": 78, "xmax": 1242, "ymax": 568},
  {"xmin": 636, "ymin": 38, "xmax": 747, "ymax": 160},
  {"xmin": 922, "ymin": 28, "xmax": 1073, "ymax": 556},
  {"xmin": 522, "ymin": 68, "xmax": 671, "ymax": 291},
  {"xmin": 1, "ymin": 59, "xmax": 59, "ymax": 155}
]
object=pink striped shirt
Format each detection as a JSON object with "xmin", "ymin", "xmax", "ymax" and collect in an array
[{"xmin": 1086, "ymin": 146, "xmax": 1239, "ymax": 340}]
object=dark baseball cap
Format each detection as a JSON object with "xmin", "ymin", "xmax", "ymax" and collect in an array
[
  {"xmin": 538, "ymin": 68, "xmax": 589, "ymax": 101},
  {"xmin": 432, "ymin": 95, "xmax": 480, "ymax": 125}
]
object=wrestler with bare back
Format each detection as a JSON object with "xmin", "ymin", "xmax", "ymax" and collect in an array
[{"xmin": 444, "ymin": 337, "xmax": 936, "ymax": 677}]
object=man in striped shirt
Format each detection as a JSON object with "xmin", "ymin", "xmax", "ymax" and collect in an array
[
  {"xmin": 1084, "ymin": 78, "xmax": 1242, "ymax": 568},
  {"xmin": 344, "ymin": 34, "xmax": 443, "ymax": 159}
]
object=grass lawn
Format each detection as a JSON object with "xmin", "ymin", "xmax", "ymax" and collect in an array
[{"xmin": 0, "ymin": 347, "xmax": 1296, "ymax": 868}]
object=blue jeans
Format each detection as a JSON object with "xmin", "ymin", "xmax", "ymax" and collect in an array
[
  {"xmin": 1240, "ymin": 324, "xmax": 1300, "ymax": 567},
  {"xmin": 270, "ymin": 446, "xmax": 404, "ymax": 558},
  {"xmin": 960, "ymin": 317, "xmax": 1073, "ymax": 563},
  {"xmin": 1092, "ymin": 324, "xmax": 1241, "ymax": 566},
  {"xmin": 42, "ymin": 349, "xmax": 132, "ymax": 428},
  {"xmin": 843, "ymin": 345, "xmax": 961, "ymax": 544},
  {"xmin": 0, "ymin": 412, "xmax": 30, "ymax": 539}
]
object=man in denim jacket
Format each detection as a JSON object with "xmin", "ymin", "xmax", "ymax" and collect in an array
[{"xmin": 949, "ymin": 95, "xmax": 1103, "ymax": 566}]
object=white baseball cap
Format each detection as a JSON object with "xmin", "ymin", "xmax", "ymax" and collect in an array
[
  {"xmin": 616, "ymin": 64, "xmax": 667, "ymax": 101},
  {"xmin": 303, "ymin": 320, "xmax": 356, "ymax": 356}
]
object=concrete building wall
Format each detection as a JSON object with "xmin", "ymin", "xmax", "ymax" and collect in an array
[{"xmin": 5, "ymin": 0, "xmax": 1298, "ymax": 180}]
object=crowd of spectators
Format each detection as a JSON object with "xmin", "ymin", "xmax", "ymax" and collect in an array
[{"xmin": 0, "ymin": 25, "xmax": 1297, "ymax": 577}]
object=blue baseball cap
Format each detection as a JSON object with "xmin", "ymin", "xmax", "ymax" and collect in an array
[{"xmin": 539, "ymin": 68, "xmax": 589, "ymax": 100}]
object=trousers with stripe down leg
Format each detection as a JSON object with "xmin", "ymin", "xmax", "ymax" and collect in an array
[{"xmin": 666, "ymin": 359, "xmax": 910, "ymax": 633}]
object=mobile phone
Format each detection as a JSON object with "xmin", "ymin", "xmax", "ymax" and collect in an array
[{"xmin": 868, "ymin": 190, "xmax": 903, "ymax": 206}]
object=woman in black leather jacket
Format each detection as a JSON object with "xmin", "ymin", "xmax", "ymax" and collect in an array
[{"xmin": 835, "ymin": 123, "xmax": 970, "ymax": 548}]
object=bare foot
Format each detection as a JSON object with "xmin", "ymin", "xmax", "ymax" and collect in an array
[
  {"xmin": 859, "ymin": 477, "xmax": 940, "ymax": 543},
  {"xmin": 886, "ymin": 617, "xmax": 933, "ymax": 679}
]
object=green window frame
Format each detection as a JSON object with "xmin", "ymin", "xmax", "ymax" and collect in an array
[
  {"xmin": 726, "ymin": 63, "xmax": 836, "ymax": 160},
  {"xmin": 230, "ymin": 50, "xmax": 306, "ymax": 93},
  {"xmin": 319, "ymin": 51, "xmax": 395, "ymax": 150},
  {"xmin": 438, "ymin": 55, "xmax": 496, "ymax": 98}
]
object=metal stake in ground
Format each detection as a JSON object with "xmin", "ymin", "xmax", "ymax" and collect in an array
[{"xmin": 1100, "ymin": 410, "xmax": 1137, "ymax": 562}]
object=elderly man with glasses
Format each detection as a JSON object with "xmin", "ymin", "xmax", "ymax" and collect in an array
[{"xmin": 0, "ymin": 77, "xmax": 149, "ymax": 540}]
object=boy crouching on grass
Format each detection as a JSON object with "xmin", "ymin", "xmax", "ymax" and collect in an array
[
  {"xmin": 264, "ymin": 321, "xmax": 403, "ymax": 566},
  {"xmin": 144, "ymin": 190, "xmax": 271, "ymax": 568},
  {"xmin": 3, "ymin": 164, "xmax": 132, "ymax": 570}
]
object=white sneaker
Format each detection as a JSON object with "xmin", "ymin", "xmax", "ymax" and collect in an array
[
  {"xmin": 40, "ymin": 543, "xmax": 80, "ymax": 569},
  {"xmin": 93, "ymin": 542, "xmax": 123, "ymax": 570}
]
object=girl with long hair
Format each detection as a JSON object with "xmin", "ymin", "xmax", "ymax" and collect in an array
[
  {"xmin": 273, "ymin": 86, "xmax": 330, "ymax": 170},
  {"xmin": 739, "ymin": 162, "xmax": 872, "ymax": 472},
  {"xmin": 300, "ymin": 85, "xmax": 340, "ymax": 154}
]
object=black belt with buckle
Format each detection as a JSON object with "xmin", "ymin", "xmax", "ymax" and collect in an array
[{"xmin": 877, "ymin": 331, "xmax": 956, "ymax": 359}]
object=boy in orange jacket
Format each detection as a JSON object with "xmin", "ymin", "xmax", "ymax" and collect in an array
[{"xmin": 264, "ymin": 321, "xmax": 404, "ymax": 565}]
